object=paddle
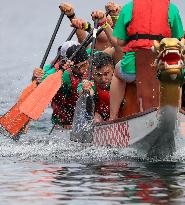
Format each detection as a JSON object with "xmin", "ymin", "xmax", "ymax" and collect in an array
[
  {"xmin": 70, "ymin": 19, "xmax": 99, "ymax": 143},
  {"xmin": 19, "ymin": 10, "xmax": 110, "ymax": 121},
  {"xmin": 0, "ymin": 11, "xmax": 65, "ymax": 137},
  {"xmin": 66, "ymin": 27, "xmax": 78, "ymax": 41},
  {"xmin": 84, "ymin": 27, "xmax": 104, "ymax": 48},
  {"xmin": 19, "ymin": 23, "xmax": 101, "ymax": 120},
  {"xmin": 83, "ymin": 9, "xmax": 110, "ymax": 48}
]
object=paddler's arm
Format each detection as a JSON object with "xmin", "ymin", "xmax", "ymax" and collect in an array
[
  {"xmin": 112, "ymin": 2, "xmax": 132, "ymax": 47},
  {"xmin": 105, "ymin": 2, "xmax": 122, "ymax": 28},
  {"xmin": 59, "ymin": 3, "xmax": 87, "ymax": 44},
  {"xmin": 117, "ymin": 39, "xmax": 127, "ymax": 47},
  {"xmin": 32, "ymin": 64, "xmax": 52, "ymax": 83},
  {"xmin": 71, "ymin": 18, "xmax": 91, "ymax": 44},
  {"xmin": 92, "ymin": 10, "xmax": 118, "ymax": 47},
  {"xmin": 91, "ymin": 10, "xmax": 123, "ymax": 63}
]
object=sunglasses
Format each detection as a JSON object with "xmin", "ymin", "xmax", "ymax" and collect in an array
[{"xmin": 71, "ymin": 61, "xmax": 88, "ymax": 70}]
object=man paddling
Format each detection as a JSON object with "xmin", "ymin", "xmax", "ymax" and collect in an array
[
  {"xmin": 32, "ymin": 2, "xmax": 121, "ymax": 81},
  {"xmin": 32, "ymin": 40, "xmax": 79, "ymax": 83},
  {"xmin": 72, "ymin": 12, "xmax": 123, "ymax": 64},
  {"xmin": 109, "ymin": 0, "xmax": 184, "ymax": 120},
  {"xmin": 32, "ymin": 3, "xmax": 123, "ymax": 82},
  {"xmin": 90, "ymin": 9, "xmax": 123, "ymax": 64},
  {"xmin": 78, "ymin": 52, "xmax": 114, "ymax": 122},
  {"xmin": 42, "ymin": 45, "xmax": 89, "ymax": 128},
  {"xmin": 59, "ymin": 2, "xmax": 87, "ymax": 44}
]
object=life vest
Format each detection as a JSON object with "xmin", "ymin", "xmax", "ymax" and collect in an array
[
  {"xmin": 123, "ymin": 0, "xmax": 171, "ymax": 52},
  {"xmin": 51, "ymin": 69, "xmax": 81, "ymax": 125},
  {"xmin": 95, "ymin": 85, "xmax": 110, "ymax": 121}
]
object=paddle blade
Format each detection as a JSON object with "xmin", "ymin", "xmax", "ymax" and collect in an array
[
  {"xmin": 18, "ymin": 81, "xmax": 38, "ymax": 102},
  {"xmin": 70, "ymin": 91, "xmax": 95, "ymax": 143},
  {"xmin": 0, "ymin": 104, "xmax": 30, "ymax": 137},
  {"xmin": 19, "ymin": 70, "xmax": 63, "ymax": 120},
  {"xmin": 0, "ymin": 81, "xmax": 37, "ymax": 137}
]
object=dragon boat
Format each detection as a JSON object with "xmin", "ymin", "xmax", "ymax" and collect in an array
[
  {"xmin": 0, "ymin": 38, "xmax": 184, "ymax": 160},
  {"xmin": 70, "ymin": 38, "xmax": 185, "ymax": 160}
]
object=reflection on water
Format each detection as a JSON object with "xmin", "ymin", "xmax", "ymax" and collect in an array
[
  {"xmin": 52, "ymin": 161, "xmax": 185, "ymax": 204},
  {"xmin": 1, "ymin": 160, "xmax": 185, "ymax": 205}
]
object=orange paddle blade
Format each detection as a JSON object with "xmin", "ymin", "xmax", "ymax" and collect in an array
[
  {"xmin": 18, "ymin": 80, "xmax": 38, "ymax": 102},
  {"xmin": 0, "ymin": 104, "xmax": 29, "ymax": 137},
  {"xmin": 0, "ymin": 81, "xmax": 37, "ymax": 137},
  {"xmin": 19, "ymin": 70, "xmax": 63, "ymax": 120}
]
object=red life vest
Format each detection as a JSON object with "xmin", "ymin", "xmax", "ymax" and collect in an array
[
  {"xmin": 95, "ymin": 85, "xmax": 110, "ymax": 121},
  {"xmin": 51, "ymin": 69, "xmax": 81, "ymax": 125},
  {"xmin": 123, "ymin": 0, "xmax": 171, "ymax": 52}
]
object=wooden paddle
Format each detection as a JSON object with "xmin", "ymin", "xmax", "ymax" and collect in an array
[
  {"xmin": 66, "ymin": 27, "xmax": 77, "ymax": 41},
  {"xmin": 0, "ymin": 11, "xmax": 65, "ymax": 137},
  {"xmin": 70, "ymin": 19, "xmax": 99, "ymax": 143}
]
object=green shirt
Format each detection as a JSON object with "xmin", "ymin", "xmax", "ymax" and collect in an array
[
  {"xmin": 86, "ymin": 48, "xmax": 101, "ymax": 56},
  {"xmin": 113, "ymin": 1, "xmax": 184, "ymax": 74}
]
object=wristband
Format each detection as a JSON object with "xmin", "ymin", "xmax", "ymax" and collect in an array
[
  {"xmin": 84, "ymin": 22, "xmax": 92, "ymax": 32},
  {"xmin": 101, "ymin": 22, "xmax": 109, "ymax": 29},
  {"xmin": 111, "ymin": 15, "xmax": 119, "ymax": 20},
  {"xmin": 98, "ymin": 18, "xmax": 107, "ymax": 27},
  {"xmin": 67, "ymin": 13, "xmax": 75, "ymax": 20}
]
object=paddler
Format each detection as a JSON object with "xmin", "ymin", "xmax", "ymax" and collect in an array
[
  {"xmin": 78, "ymin": 52, "xmax": 114, "ymax": 122},
  {"xmin": 34, "ymin": 45, "xmax": 89, "ymax": 128},
  {"xmin": 60, "ymin": 2, "xmax": 122, "ymax": 52},
  {"xmin": 46, "ymin": 45, "xmax": 89, "ymax": 128},
  {"xmin": 109, "ymin": 0, "xmax": 184, "ymax": 120}
]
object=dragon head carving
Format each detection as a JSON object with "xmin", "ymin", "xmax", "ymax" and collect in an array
[{"xmin": 152, "ymin": 38, "xmax": 185, "ymax": 82}]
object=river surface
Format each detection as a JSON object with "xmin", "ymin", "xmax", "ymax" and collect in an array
[{"xmin": 0, "ymin": 0, "xmax": 185, "ymax": 204}]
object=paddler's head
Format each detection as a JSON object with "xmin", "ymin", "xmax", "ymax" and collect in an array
[
  {"xmin": 60, "ymin": 40, "xmax": 79, "ymax": 58},
  {"xmin": 92, "ymin": 52, "xmax": 114, "ymax": 89},
  {"xmin": 66, "ymin": 45, "xmax": 89, "ymax": 77}
]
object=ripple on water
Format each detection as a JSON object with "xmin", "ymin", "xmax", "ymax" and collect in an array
[{"xmin": 1, "ymin": 127, "xmax": 185, "ymax": 165}]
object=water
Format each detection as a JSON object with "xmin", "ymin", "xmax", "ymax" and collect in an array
[
  {"xmin": 0, "ymin": 0, "xmax": 185, "ymax": 204},
  {"xmin": 1, "ymin": 159, "xmax": 185, "ymax": 205}
]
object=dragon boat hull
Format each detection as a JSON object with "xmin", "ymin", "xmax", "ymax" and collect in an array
[
  {"xmin": 93, "ymin": 109, "xmax": 158, "ymax": 148},
  {"xmin": 68, "ymin": 107, "xmax": 185, "ymax": 159},
  {"xmin": 70, "ymin": 40, "xmax": 185, "ymax": 159}
]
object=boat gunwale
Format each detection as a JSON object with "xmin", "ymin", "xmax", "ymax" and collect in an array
[{"xmin": 94, "ymin": 107, "xmax": 158, "ymax": 127}]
